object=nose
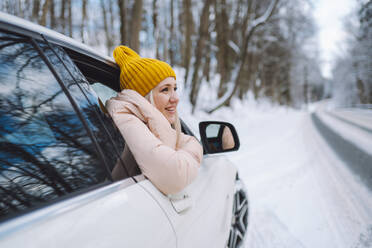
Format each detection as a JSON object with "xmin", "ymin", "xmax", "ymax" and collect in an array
[{"xmin": 170, "ymin": 90, "xmax": 179, "ymax": 103}]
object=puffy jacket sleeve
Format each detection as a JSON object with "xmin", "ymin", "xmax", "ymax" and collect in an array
[{"xmin": 107, "ymin": 98, "xmax": 203, "ymax": 195}]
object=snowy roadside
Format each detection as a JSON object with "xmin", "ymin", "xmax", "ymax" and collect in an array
[
  {"xmin": 331, "ymin": 110, "xmax": 372, "ymax": 132},
  {"xmin": 181, "ymin": 99, "xmax": 372, "ymax": 248},
  {"xmin": 316, "ymin": 111, "xmax": 372, "ymax": 156},
  {"xmin": 312, "ymin": 111, "xmax": 372, "ymax": 193}
]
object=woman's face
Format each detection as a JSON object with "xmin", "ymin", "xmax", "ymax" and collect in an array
[{"xmin": 152, "ymin": 77, "xmax": 179, "ymax": 124}]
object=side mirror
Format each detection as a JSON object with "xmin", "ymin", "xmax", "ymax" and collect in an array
[{"xmin": 199, "ymin": 121, "xmax": 240, "ymax": 154}]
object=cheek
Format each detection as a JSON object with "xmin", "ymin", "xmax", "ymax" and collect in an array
[{"xmin": 154, "ymin": 94, "xmax": 169, "ymax": 110}]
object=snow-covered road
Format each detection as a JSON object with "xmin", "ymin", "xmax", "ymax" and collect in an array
[{"xmin": 225, "ymin": 108, "xmax": 372, "ymax": 248}]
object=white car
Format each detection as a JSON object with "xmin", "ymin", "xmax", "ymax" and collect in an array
[{"xmin": 0, "ymin": 12, "xmax": 248, "ymax": 248}]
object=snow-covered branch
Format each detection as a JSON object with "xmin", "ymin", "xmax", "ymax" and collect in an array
[
  {"xmin": 245, "ymin": 0, "xmax": 279, "ymax": 35},
  {"xmin": 228, "ymin": 40, "xmax": 240, "ymax": 55}
]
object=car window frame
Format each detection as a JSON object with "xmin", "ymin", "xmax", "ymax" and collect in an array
[
  {"xmin": 55, "ymin": 44, "xmax": 141, "ymax": 180},
  {"xmin": 0, "ymin": 29, "xmax": 119, "ymax": 223},
  {"xmin": 31, "ymin": 38, "xmax": 114, "ymax": 179}
]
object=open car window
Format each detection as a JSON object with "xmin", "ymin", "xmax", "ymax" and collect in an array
[
  {"xmin": 90, "ymin": 83, "xmax": 118, "ymax": 104},
  {"xmin": 61, "ymin": 47, "xmax": 141, "ymax": 179}
]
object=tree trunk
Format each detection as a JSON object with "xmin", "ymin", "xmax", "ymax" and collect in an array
[
  {"xmin": 39, "ymin": 0, "xmax": 49, "ymax": 26},
  {"xmin": 118, "ymin": 0, "xmax": 127, "ymax": 45},
  {"xmin": 303, "ymin": 65, "xmax": 308, "ymax": 106},
  {"xmin": 24, "ymin": 0, "xmax": 33, "ymax": 18},
  {"xmin": 16, "ymin": 0, "xmax": 23, "ymax": 18},
  {"xmin": 60, "ymin": 0, "xmax": 66, "ymax": 33},
  {"xmin": 189, "ymin": 0, "xmax": 214, "ymax": 112},
  {"xmin": 67, "ymin": 0, "xmax": 72, "ymax": 37},
  {"xmin": 238, "ymin": 51, "xmax": 253, "ymax": 100},
  {"xmin": 215, "ymin": 0, "xmax": 230, "ymax": 98},
  {"xmin": 183, "ymin": 0, "xmax": 192, "ymax": 85},
  {"xmin": 80, "ymin": 0, "xmax": 87, "ymax": 43},
  {"xmin": 152, "ymin": 0, "xmax": 159, "ymax": 58},
  {"xmin": 356, "ymin": 77, "xmax": 366, "ymax": 104},
  {"xmin": 32, "ymin": 0, "xmax": 40, "ymax": 23},
  {"xmin": 162, "ymin": 16, "xmax": 169, "ymax": 61},
  {"xmin": 169, "ymin": 0, "xmax": 175, "ymax": 66},
  {"xmin": 101, "ymin": 0, "xmax": 113, "ymax": 55},
  {"xmin": 203, "ymin": 38, "xmax": 211, "ymax": 83},
  {"xmin": 130, "ymin": 0, "xmax": 143, "ymax": 52},
  {"xmin": 50, "ymin": 0, "xmax": 56, "ymax": 28},
  {"xmin": 109, "ymin": 0, "xmax": 115, "ymax": 33}
]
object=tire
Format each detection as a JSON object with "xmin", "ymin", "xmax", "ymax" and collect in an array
[{"xmin": 227, "ymin": 174, "xmax": 249, "ymax": 248}]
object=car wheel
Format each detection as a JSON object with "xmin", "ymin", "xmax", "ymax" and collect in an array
[{"xmin": 227, "ymin": 174, "xmax": 249, "ymax": 248}]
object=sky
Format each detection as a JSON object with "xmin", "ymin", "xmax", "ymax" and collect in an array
[{"xmin": 313, "ymin": 0, "xmax": 357, "ymax": 78}]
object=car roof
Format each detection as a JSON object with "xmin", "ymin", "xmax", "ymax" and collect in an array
[{"xmin": 0, "ymin": 11, "xmax": 117, "ymax": 68}]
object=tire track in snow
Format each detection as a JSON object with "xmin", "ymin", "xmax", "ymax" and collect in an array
[
  {"xmin": 327, "ymin": 111, "xmax": 372, "ymax": 134},
  {"xmin": 311, "ymin": 113, "xmax": 372, "ymax": 192},
  {"xmin": 306, "ymin": 114, "xmax": 372, "ymax": 247}
]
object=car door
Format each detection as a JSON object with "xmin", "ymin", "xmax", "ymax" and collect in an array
[
  {"xmin": 0, "ymin": 29, "xmax": 176, "ymax": 247},
  {"xmin": 139, "ymin": 154, "xmax": 237, "ymax": 248}
]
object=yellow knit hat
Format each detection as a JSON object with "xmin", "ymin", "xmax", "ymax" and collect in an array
[{"xmin": 113, "ymin": 45, "xmax": 176, "ymax": 96}]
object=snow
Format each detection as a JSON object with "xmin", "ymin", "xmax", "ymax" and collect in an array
[
  {"xmin": 177, "ymin": 73, "xmax": 372, "ymax": 247},
  {"xmin": 228, "ymin": 40, "xmax": 240, "ymax": 55},
  {"xmin": 316, "ymin": 111, "xmax": 372, "ymax": 156}
]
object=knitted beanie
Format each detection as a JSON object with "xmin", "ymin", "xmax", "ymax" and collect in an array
[{"xmin": 113, "ymin": 45, "xmax": 176, "ymax": 96}]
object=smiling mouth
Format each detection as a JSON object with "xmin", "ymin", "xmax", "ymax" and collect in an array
[{"xmin": 165, "ymin": 107, "xmax": 176, "ymax": 114}]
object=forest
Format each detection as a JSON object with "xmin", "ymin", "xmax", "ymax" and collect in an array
[{"xmin": 1, "ymin": 0, "xmax": 371, "ymax": 112}]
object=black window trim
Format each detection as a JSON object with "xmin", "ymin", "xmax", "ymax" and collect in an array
[{"xmin": 64, "ymin": 47, "xmax": 120, "ymax": 92}]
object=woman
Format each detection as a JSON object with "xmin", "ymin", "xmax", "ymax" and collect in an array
[{"xmin": 106, "ymin": 45, "xmax": 203, "ymax": 195}]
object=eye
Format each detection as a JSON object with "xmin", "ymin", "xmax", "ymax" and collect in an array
[
  {"xmin": 161, "ymin": 87, "xmax": 169, "ymax": 92},
  {"xmin": 174, "ymin": 87, "xmax": 177, "ymax": 91}
]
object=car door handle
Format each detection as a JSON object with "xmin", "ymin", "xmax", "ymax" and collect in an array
[{"xmin": 168, "ymin": 192, "xmax": 193, "ymax": 214}]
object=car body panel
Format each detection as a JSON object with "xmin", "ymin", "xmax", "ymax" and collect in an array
[
  {"xmin": 139, "ymin": 155, "xmax": 237, "ymax": 248},
  {"xmin": 0, "ymin": 178, "xmax": 176, "ymax": 248}
]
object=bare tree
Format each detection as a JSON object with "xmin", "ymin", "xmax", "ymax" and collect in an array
[
  {"xmin": 189, "ymin": 0, "xmax": 214, "ymax": 112},
  {"xmin": 130, "ymin": 0, "xmax": 143, "ymax": 52},
  {"xmin": 208, "ymin": 0, "xmax": 279, "ymax": 113},
  {"xmin": 18, "ymin": 0, "xmax": 25, "ymax": 18},
  {"xmin": 32, "ymin": 0, "xmax": 40, "ymax": 23},
  {"xmin": 39, "ymin": 0, "xmax": 49, "ymax": 26},
  {"xmin": 50, "ymin": 0, "xmax": 56, "ymax": 28},
  {"xmin": 214, "ymin": 0, "xmax": 230, "ymax": 98},
  {"xmin": 60, "ymin": 0, "xmax": 66, "ymax": 33},
  {"xmin": 80, "ymin": 0, "xmax": 88, "ymax": 43},
  {"xmin": 67, "ymin": 0, "xmax": 72, "ymax": 37},
  {"xmin": 101, "ymin": 0, "xmax": 114, "ymax": 54},
  {"xmin": 118, "ymin": 0, "xmax": 127, "ymax": 45},
  {"xmin": 169, "ymin": 0, "xmax": 176, "ymax": 66},
  {"xmin": 182, "ymin": 0, "xmax": 193, "ymax": 85},
  {"xmin": 153, "ymin": 0, "xmax": 160, "ymax": 58}
]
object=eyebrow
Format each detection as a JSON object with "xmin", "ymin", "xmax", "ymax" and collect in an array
[{"xmin": 161, "ymin": 83, "xmax": 177, "ymax": 87}]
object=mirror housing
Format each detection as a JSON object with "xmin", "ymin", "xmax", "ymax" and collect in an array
[{"xmin": 199, "ymin": 121, "xmax": 240, "ymax": 154}]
